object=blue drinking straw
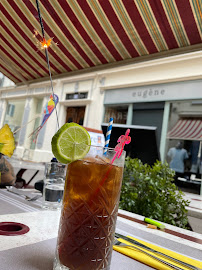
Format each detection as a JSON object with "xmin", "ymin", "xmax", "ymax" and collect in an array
[{"xmin": 104, "ymin": 117, "xmax": 113, "ymax": 155}]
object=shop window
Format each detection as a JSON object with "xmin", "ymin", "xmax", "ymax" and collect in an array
[
  {"xmin": 132, "ymin": 102, "xmax": 164, "ymax": 149},
  {"xmin": 104, "ymin": 106, "xmax": 128, "ymax": 124},
  {"xmin": 66, "ymin": 107, "xmax": 85, "ymax": 125},
  {"xmin": 6, "ymin": 104, "xmax": 15, "ymax": 117},
  {"xmin": 66, "ymin": 92, "xmax": 88, "ymax": 100},
  {"xmin": 167, "ymin": 100, "xmax": 202, "ymax": 181},
  {"xmin": 36, "ymin": 99, "xmax": 43, "ymax": 114},
  {"xmin": 4, "ymin": 99, "xmax": 26, "ymax": 144}
]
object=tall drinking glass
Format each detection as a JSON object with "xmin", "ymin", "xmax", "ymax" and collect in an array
[{"xmin": 53, "ymin": 145, "xmax": 125, "ymax": 270}]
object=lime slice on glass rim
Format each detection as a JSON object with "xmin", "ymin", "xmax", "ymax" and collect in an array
[{"xmin": 51, "ymin": 123, "xmax": 91, "ymax": 164}]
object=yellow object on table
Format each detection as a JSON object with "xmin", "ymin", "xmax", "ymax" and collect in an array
[
  {"xmin": 113, "ymin": 235, "xmax": 202, "ymax": 270},
  {"xmin": 0, "ymin": 124, "xmax": 15, "ymax": 157}
]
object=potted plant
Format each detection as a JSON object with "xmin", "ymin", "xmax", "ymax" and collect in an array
[{"xmin": 120, "ymin": 157, "xmax": 190, "ymax": 229}]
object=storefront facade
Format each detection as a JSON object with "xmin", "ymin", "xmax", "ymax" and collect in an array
[
  {"xmin": 103, "ymin": 79, "xmax": 202, "ymax": 162},
  {"xmin": 0, "ymin": 51, "xmax": 202, "ymax": 163}
]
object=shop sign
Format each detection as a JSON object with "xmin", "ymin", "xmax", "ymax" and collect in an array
[
  {"xmin": 104, "ymin": 79, "xmax": 202, "ymax": 104},
  {"xmin": 132, "ymin": 89, "xmax": 165, "ymax": 98}
]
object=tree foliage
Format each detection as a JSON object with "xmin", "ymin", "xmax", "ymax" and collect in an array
[{"xmin": 120, "ymin": 157, "xmax": 190, "ymax": 229}]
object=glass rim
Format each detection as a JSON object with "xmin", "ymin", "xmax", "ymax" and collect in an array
[
  {"xmin": 47, "ymin": 145, "xmax": 126, "ymax": 165},
  {"xmin": 45, "ymin": 162, "xmax": 67, "ymax": 166},
  {"xmin": 86, "ymin": 144, "xmax": 126, "ymax": 154}
]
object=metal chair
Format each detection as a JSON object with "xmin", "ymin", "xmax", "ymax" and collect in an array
[{"xmin": 14, "ymin": 169, "xmax": 40, "ymax": 189}]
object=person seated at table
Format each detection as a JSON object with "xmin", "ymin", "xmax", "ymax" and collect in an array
[{"xmin": 0, "ymin": 155, "xmax": 16, "ymax": 187}]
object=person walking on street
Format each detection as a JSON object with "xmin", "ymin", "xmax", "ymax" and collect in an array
[{"xmin": 167, "ymin": 141, "xmax": 189, "ymax": 181}]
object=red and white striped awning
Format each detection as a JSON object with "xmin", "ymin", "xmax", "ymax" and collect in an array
[
  {"xmin": 1, "ymin": 0, "xmax": 202, "ymax": 85},
  {"xmin": 167, "ymin": 119, "xmax": 202, "ymax": 141}
]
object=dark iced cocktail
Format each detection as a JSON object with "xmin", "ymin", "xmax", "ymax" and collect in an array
[{"xmin": 53, "ymin": 146, "xmax": 125, "ymax": 270}]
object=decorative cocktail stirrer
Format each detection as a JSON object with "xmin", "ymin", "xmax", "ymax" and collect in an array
[{"xmin": 111, "ymin": 129, "xmax": 131, "ymax": 164}]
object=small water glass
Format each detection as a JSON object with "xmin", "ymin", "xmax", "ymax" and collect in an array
[{"xmin": 42, "ymin": 162, "xmax": 66, "ymax": 210}]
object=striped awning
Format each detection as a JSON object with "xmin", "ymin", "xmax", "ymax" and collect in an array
[
  {"xmin": 1, "ymin": 0, "xmax": 202, "ymax": 85},
  {"xmin": 167, "ymin": 119, "xmax": 202, "ymax": 141}
]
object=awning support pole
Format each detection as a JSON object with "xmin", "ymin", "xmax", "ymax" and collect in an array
[{"xmin": 160, "ymin": 102, "xmax": 170, "ymax": 163}]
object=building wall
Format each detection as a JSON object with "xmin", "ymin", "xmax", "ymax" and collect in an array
[
  {"xmin": 99, "ymin": 52, "xmax": 202, "ymax": 89},
  {"xmin": 0, "ymin": 51, "xmax": 202, "ymax": 163}
]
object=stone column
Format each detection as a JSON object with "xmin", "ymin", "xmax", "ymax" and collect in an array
[
  {"xmin": 36, "ymin": 96, "xmax": 49, "ymax": 149},
  {"xmin": 0, "ymin": 99, "xmax": 7, "ymax": 127},
  {"xmin": 18, "ymin": 98, "xmax": 31, "ymax": 146}
]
